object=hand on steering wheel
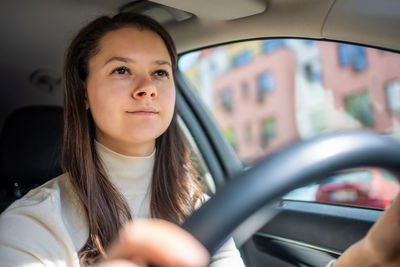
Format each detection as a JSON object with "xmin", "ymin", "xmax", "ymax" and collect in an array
[
  {"xmin": 96, "ymin": 219, "xmax": 209, "ymax": 267},
  {"xmin": 334, "ymin": 193, "xmax": 400, "ymax": 266}
]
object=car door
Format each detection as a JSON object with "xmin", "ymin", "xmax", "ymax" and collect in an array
[{"xmin": 174, "ymin": 38, "xmax": 400, "ymax": 266}]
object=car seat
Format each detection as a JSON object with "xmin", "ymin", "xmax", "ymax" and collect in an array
[{"xmin": 0, "ymin": 106, "xmax": 63, "ymax": 212}]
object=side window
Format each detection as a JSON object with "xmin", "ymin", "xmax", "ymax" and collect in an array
[
  {"xmin": 178, "ymin": 116, "xmax": 216, "ymax": 195},
  {"xmin": 178, "ymin": 39, "xmax": 400, "ymax": 210}
]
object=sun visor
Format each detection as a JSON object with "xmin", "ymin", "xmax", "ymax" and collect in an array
[
  {"xmin": 322, "ymin": 0, "xmax": 400, "ymax": 50},
  {"xmin": 127, "ymin": 0, "xmax": 267, "ymax": 21}
]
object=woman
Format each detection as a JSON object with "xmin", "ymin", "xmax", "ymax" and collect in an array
[
  {"xmin": 1, "ymin": 12, "xmax": 399, "ymax": 267},
  {"xmin": 0, "ymin": 13, "xmax": 243, "ymax": 266}
]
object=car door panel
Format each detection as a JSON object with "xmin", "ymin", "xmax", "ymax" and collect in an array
[{"xmin": 244, "ymin": 200, "xmax": 380, "ymax": 266}]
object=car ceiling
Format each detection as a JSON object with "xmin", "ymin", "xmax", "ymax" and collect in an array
[{"xmin": 0, "ymin": 0, "xmax": 399, "ymax": 127}]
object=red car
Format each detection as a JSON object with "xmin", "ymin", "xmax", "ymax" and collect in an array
[{"xmin": 316, "ymin": 168, "xmax": 400, "ymax": 209}]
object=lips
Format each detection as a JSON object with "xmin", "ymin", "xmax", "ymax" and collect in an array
[{"xmin": 127, "ymin": 107, "xmax": 159, "ymax": 115}]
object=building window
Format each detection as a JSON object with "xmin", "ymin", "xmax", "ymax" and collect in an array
[
  {"xmin": 261, "ymin": 118, "xmax": 276, "ymax": 148},
  {"xmin": 262, "ymin": 39, "xmax": 286, "ymax": 53},
  {"xmin": 220, "ymin": 88, "xmax": 233, "ymax": 112},
  {"xmin": 338, "ymin": 44, "xmax": 352, "ymax": 66},
  {"xmin": 256, "ymin": 72, "xmax": 275, "ymax": 103},
  {"xmin": 345, "ymin": 91, "xmax": 374, "ymax": 128},
  {"xmin": 385, "ymin": 80, "xmax": 400, "ymax": 113},
  {"xmin": 233, "ymin": 50, "xmax": 253, "ymax": 67},
  {"xmin": 338, "ymin": 44, "xmax": 367, "ymax": 72}
]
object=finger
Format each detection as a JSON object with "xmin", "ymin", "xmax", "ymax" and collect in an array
[
  {"xmin": 375, "ymin": 193, "xmax": 400, "ymax": 226},
  {"xmin": 366, "ymin": 193, "xmax": 400, "ymax": 261},
  {"xmin": 106, "ymin": 219, "xmax": 210, "ymax": 267},
  {"xmin": 389, "ymin": 192, "xmax": 400, "ymax": 211}
]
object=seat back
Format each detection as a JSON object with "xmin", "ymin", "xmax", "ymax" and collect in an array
[{"xmin": 0, "ymin": 106, "xmax": 64, "ymax": 212}]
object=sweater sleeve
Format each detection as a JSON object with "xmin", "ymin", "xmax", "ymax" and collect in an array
[
  {"xmin": 0, "ymin": 184, "xmax": 80, "ymax": 267},
  {"xmin": 195, "ymin": 194, "xmax": 246, "ymax": 267},
  {"xmin": 209, "ymin": 237, "xmax": 246, "ymax": 267}
]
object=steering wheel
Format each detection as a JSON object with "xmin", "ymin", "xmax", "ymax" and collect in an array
[{"xmin": 182, "ymin": 130, "xmax": 400, "ymax": 255}]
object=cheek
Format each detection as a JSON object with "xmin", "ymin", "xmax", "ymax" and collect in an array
[
  {"xmin": 162, "ymin": 88, "xmax": 176, "ymax": 118},
  {"xmin": 87, "ymin": 79, "xmax": 127, "ymax": 109},
  {"xmin": 87, "ymin": 87, "xmax": 109, "ymax": 119},
  {"xmin": 86, "ymin": 80, "xmax": 128, "ymax": 128}
]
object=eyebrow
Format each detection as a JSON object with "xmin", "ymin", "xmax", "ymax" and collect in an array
[
  {"xmin": 154, "ymin": 60, "xmax": 172, "ymax": 67},
  {"xmin": 104, "ymin": 56, "xmax": 133, "ymax": 65},
  {"xmin": 104, "ymin": 57, "xmax": 171, "ymax": 67}
]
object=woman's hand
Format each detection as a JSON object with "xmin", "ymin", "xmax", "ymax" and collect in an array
[
  {"xmin": 96, "ymin": 219, "xmax": 210, "ymax": 267},
  {"xmin": 334, "ymin": 193, "xmax": 400, "ymax": 266}
]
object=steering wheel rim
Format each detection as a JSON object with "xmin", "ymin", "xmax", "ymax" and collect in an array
[{"xmin": 182, "ymin": 130, "xmax": 400, "ymax": 255}]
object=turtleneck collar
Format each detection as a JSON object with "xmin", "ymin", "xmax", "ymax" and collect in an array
[{"xmin": 95, "ymin": 140, "xmax": 155, "ymax": 198}]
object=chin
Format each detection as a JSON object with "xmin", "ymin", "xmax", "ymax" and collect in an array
[{"xmin": 127, "ymin": 131, "xmax": 163, "ymax": 144}]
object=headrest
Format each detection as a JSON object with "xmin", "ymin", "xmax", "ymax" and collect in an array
[{"xmin": 0, "ymin": 106, "xmax": 63, "ymax": 192}]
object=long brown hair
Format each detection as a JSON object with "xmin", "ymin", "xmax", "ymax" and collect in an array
[{"xmin": 62, "ymin": 12, "xmax": 202, "ymax": 265}]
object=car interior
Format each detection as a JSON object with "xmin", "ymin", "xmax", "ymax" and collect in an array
[{"xmin": 1, "ymin": 0, "xmax": 400, "ymax": 266}]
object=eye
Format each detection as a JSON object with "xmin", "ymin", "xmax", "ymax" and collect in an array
[
  {"xmin": 111, "ymin": 66, "xmax": 130, "ymax": 75},
  {"xmin": 154, "ymin": 70, "xmax": 169, "ymax": 77}
]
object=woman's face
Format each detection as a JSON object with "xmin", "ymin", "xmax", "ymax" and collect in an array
[{"xmin": 86, "ymin": 27, "xmax": 175, "ymax": 156}]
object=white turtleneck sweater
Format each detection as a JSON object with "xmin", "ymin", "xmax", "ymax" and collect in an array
[{"xmin": 0, "ymin": 142, "xmax": 245, "ymax": 266}]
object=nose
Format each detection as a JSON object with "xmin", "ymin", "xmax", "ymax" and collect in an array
[{"xmin": 132, "ymin": 77, "xmax": 157, "ymax": 99}]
